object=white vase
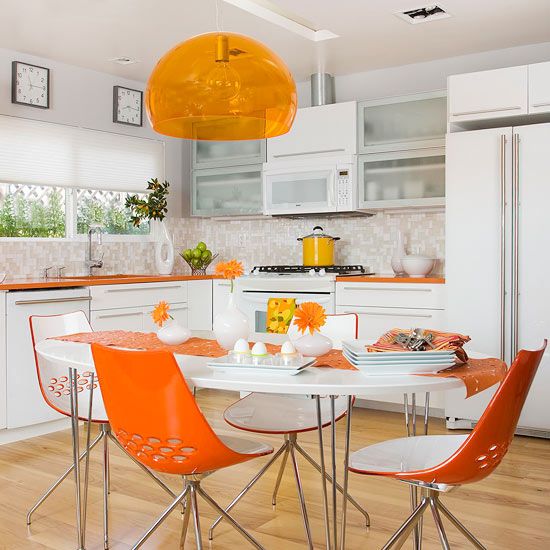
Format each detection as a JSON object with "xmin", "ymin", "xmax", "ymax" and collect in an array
[
  {"xmin": 391, "ymin": 230, "xmax": 406, "ymax": 276},
  {"xmin": 294, "ymin": 331, "xmax": 333, "ymax": 357},
  {"xmin": 157, "ymin": 319, "xmax": 191, "ymax": 345},
  {"xmin": 213, "ymin": 292, "xmax": 250, "ymax": 350},
  {"xmin": 152, "ymin": 220, "xmax": 174, "ymax": 275}
]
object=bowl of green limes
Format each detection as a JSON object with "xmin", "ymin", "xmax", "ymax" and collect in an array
[{"xmin": 179, "ymin": 242, "xmax": 218, "ymax": 276}]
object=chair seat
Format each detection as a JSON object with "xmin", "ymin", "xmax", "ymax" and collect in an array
[
  {"xmin": 224, "ymin": 392, "xmax": 349, "ymax": 434},
  {"xmin": 350, "ymin": 434, "xmax": 468, "ymax": 477},
  {"xmin": 219, "ymin": 434, "xmax": 273, "ymax": 456}
]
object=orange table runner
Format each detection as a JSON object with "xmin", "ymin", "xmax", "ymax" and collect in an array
[{"xmin": 52, "ymin": 331, "xmax": 506, "ymax": 397}]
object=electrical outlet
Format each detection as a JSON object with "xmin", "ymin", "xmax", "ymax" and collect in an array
[{"xmin": 237, "ymin": 233, "xmax": 249, "ymax": 247}]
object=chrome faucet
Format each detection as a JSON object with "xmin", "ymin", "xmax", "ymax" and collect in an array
[{"xmin": 86, "ymin": 225, "xmax": 104, "ymax": 275}]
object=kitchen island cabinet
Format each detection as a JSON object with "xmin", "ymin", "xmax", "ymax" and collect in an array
[{"xmin": 0, "ymin": 292, "xmax": 6, "ymax": 430}]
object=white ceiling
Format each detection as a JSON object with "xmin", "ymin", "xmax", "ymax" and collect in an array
[{"xmin": 1, "ymin": 0, "xmax": 550, "ymax": 83}]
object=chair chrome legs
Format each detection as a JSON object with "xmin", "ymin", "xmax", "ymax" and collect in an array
[
  {"xmin": 271, "ymin": 438, "xmax": 290, "ymax": 505},
  {"xmin": 26, "ymin": 429, "xmax": 104, "ymax": 526},
  {"xmin": 382, "ymin": 489, "xmax": 487, "ymax": 550},
  {"xmin": 102, "ymin": 427, "xmax": 110, "ymax": 549},
  {"xmin": 208, "ymin": 441, "xmax": 289, "ymax": 540},
  {"xmin": 134, "ymin": 479, "xmax": 265, "ymax": 550},
  {"xmin": 438, "ymin": 500, "xmax": 487, "ymax": 550}
]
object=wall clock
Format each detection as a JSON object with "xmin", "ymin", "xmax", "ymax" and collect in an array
[
  {"xmin": 113, "ymin": 86, "xmax": 143, "ymax": 126},
  {"xmin": 12, "ymin": 61, "xmax": 50, "ymax": 109}
]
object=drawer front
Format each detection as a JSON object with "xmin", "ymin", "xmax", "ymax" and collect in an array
[
  {"xmin": 336, "ymin": 305, "xmax": 446, "ymax": 340},
  {"xmin": 336, "ymin": 282, "xmax": 444, "ymax": 309},
  {"xmin": 91, "ymin": 282, "xmax": 187, "ymax": 311},
  {"xmin": 91, "ymin": 307, "xmax": 145, "ymax": 331}
]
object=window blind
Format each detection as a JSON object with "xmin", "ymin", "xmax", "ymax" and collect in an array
[{"xmin": 0, "ymin": 115, "xmax": 165, "ymax": 192}]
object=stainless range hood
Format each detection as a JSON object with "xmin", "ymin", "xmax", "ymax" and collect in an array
[{"xmin": 310, "ymin": 72, "xmax": 335, "ymax": 106}]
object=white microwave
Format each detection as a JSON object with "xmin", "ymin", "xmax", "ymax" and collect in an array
[{"xmin": 262, "ymin": 155, "xmax": 358, "ymax": 215}]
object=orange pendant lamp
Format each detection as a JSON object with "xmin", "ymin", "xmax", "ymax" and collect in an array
[{"xmin": 145, "ymin": 32, "xmax": 297, "ymax": 140}]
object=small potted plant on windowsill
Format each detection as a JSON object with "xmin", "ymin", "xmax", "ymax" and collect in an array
[{"xmin": 125, "ymin": 178, "xmax": 173, "ymax": 274}]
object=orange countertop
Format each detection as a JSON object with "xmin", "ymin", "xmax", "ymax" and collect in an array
[
  {"xmin": 336, "ymin": 275, "xmax": 445, "ymax": 284},
  {"xmin": 0, "ymin": 274, "xmax": 220, "ymax": 291}
]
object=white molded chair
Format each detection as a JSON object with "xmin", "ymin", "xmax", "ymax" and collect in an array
[
  {"xmin": 28, "ymin": 311, "xmax": 176, "ymax": 550},
  {"xmin": 209, "ymin": 313, "xmax": 370, "ymax": 547}
]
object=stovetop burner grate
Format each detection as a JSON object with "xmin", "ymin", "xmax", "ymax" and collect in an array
[{"xmin": 251, "ymin": 265, "xmax": 366, "ymax": 274}]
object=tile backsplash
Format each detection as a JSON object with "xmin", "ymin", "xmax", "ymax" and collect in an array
[{"xmin": 0, "ymin": 210, "xmax": 445, "ymax": 279}]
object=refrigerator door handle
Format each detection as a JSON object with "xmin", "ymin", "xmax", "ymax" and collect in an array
[
  {"xmin": 499, "ymin": 134, "xmax": 507, "ymax": 361},
  {"xmin": 512, "ymin": 133, "xmax": 520, "ymax": 358}
]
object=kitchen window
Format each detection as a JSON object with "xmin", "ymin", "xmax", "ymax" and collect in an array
[{"xmin": 0, "ymin": 115, "xmax": 164, "ymax": 240}]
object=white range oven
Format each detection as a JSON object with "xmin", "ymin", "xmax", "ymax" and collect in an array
[{"xmin": 237, "ymin": 274, "xmax": 336, "ymax": 336}]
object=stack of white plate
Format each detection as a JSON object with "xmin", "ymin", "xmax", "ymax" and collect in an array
[{"xmin": 342, "ymin": 339, "xmax": 456, "ymax": 375}]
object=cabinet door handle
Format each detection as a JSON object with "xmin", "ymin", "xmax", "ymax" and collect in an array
[
  {"xmin": 499, "ymin": 134, "xmax": 507, "ymax": 360},
  {"xmin": 95, "ymin": 311, "xmax": 142, "ymax": 319},
  {"xmin": 273, "ymin": 148, "xmax": 345, "ymax": 158},
  {"xmin": 104, "ymin": 285, "xmax": 182, "ymax": 293},
  {"xmin": 14, "ymin": 296, "xmax": 92, "ymax": 305},
  {"xmin": 170, "ymin": 305, "xmax": 188, "ymax": 311},
  {"xmin": 531, "ymin": 101, "xmax": 550, "ymax": 108},
  {"xmin": 451, "ymin": 106, "xmax": 522, "ymax": 117},
  {"xmin": 342, "ymin": 286, "xmax": 432, "ymax": 293},
  {"xmin": 344, "ymin": 310, "xmax": 433, "ymax": 318}
]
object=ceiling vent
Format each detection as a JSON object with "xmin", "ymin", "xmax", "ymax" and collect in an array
[
  {"xmin": 395, "ymin": 4, "xmax": 450, "ymax": 24},
  {"xmin": 109, "ymin": 56, "xmax": 140, "ymax": 65}
]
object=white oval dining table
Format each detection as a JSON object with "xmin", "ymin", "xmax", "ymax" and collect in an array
[{"xmin": 35, "ymin": 338, "xmax": 483, "ymax": 550}]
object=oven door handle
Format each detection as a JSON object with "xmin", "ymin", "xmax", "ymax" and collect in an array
[{"xmin": 240, "ymin": 294, "xmax": 333, "ymax": 306}]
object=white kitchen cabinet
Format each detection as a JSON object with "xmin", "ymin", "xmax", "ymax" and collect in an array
[
  {"xmin": 213, "ymin": 279, "xmax": 232, "ymax": 321},
  {"xmin": 358, "ymin": 91, "xmax": 446, "ymax": 154},
  {"xmin": 193, "ymin": 139, "xmax": 266, "ymax": 170},
  {"xmin": 267, "ymin": 101, "xmax": 357, "ymax": 161},
  {"xmin": 187, "ymin": 280, "xmax": 213, "ymax": 331},
  {"xmin": 529, "ymin": 61, "xmax": 550, "ymax": 114},
  {"xmin": 91, "ymin": 306, "xmax": 146, "ymax": 331},
  {"xmin": 358, "ymin": 148, "xmax": 445, "ymax": 210},
  {"xmin": 0, "ymin": 292, "xmax": 6, "ymax": 430},
  {"xmin": 192, "ymin": 164, "xmax": 263, "ymax": 217},
  {"xmin": 448, "ymin": 65, "xmax": 528, "ymax": 123}
]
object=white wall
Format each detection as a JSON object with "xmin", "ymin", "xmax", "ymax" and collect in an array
[
  {"xmin": 297, "ymin": 41, "xmax": 550, "ymax": 106},
  {"xmin": 0, "ymin": 47, "xmax": 184, "ymax": 216}
]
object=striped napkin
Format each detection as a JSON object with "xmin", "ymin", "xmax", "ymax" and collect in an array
[{"xmin": 366, "ymin": 328, "xmax": 471, "ymax": 363}]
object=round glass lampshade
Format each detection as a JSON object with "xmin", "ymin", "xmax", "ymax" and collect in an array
[{"xmin": 146, "ymin": 32, "xmax": 297, "ymax": 140}]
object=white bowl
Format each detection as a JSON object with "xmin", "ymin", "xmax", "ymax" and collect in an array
[{"xmin": 401, "ymin": 255, "xmax": 435, "ymax": 278}]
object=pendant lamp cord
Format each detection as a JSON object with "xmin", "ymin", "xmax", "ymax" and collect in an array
[{"xmin": 215, "ymin": 0, "xmax": 223, "ymax": 31}]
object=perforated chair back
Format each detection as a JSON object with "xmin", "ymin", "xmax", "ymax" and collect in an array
[
  {"xmin": 91, "ymin": 344, "xmax": 270, "ymax": 475},
  {"xmin": 30, "ymin": 311, "xmax": 107, "ymax": 422},
  {"xmin": 394, "ymin": 341, "xmax": 547, "ymax": 486},
  {"xmin": 287, "ymin": 312, "xmax": 359, "ymax": 349}
]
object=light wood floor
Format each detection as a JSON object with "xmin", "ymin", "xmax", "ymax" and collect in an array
[{"xmin": 0, "ymin": 389, "xmax": 549, "ymax": 549}]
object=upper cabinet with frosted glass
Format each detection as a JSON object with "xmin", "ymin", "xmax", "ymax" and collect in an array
[
  {"xmin": 358, "ymin": 91, "xmax": 447, "ymax": 154},
  {"xmin": 357, "ymin": 91, "xmax": 447, "ymax": 210},
  {"xmin": 192, "ymin": 139, "xmax": 266, "ymax": 170}
]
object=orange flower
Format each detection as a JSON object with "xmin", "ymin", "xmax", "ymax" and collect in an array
[
  {"xmin": 151, "ymin": 300, "xmax": 171, "ymax": 327},
  {"xmin": 293, "ymin": 302, "xmax": 327, "ymax": 335},
  {"xmin": 215, "ymin": 259, "xmax": 244, "ymax": 280}
]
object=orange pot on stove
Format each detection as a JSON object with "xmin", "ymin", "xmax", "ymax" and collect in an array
[{"xmin": 298, "ymin": 226, "xmax": 340, "ymax": 266}]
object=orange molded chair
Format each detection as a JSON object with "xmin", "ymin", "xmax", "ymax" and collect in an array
[
  {"xmin": 212, "ymin": 313, "xmax": 369, "ymax": 546},
  {"xmin": 348, "ymin": 341, "xmax": 547, "ymax": 550},
  {"xmin": 91, "ymin": 343, "xmax": 273, "ymax": 549},
  {"xmin": 29, "ymin": 312, "xmax": 177, "ymax": 549}
]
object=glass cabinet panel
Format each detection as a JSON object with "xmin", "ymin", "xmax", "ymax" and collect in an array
[
  {"xmin": 359, "ymin": 150, "xmax": 445, "ymax": 208},
  {"xmin": 359, "ymin": 92, "xmax": 446, "ymax": 153},
  {"xmin": 192, "ymin": 165, "xmax": 263, "ymax": 217},
  {"xmin": 193, "ymin": 139, "xmax": 266, "ymax": 169}
]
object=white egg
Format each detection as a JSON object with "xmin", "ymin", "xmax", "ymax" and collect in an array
[
  {"xmin": 251, "ymin": 342, "xmax": 268, "ymax": 356},
  {"xmin": 233, "ymin": 338, "xmax": 250, "ymax": 354},
  {"xmin": 281, "ymin": 341, "xmax": 297, "ymax": 355}
]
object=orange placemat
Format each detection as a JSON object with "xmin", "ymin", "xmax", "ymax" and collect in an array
[{"xmin": 51, "ymin": 331, "xmax": 506, "ymax": 396}]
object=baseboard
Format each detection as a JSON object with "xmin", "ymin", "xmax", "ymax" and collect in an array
[
  {"xmin": 446, "ymin": 417, "xmax": 550, "ymax": 439},
  {"xmin": 0, "ymin": 418, "xmax": 72, "ymax": 445}
]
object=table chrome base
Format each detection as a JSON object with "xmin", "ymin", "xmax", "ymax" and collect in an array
[
  {"xmin": 208, "ymin": 432, "xmax": 370, "ymax": 549},
  {"xmin": 382, "ymin": 489, "xmax": 487, "ymax": 550}
]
